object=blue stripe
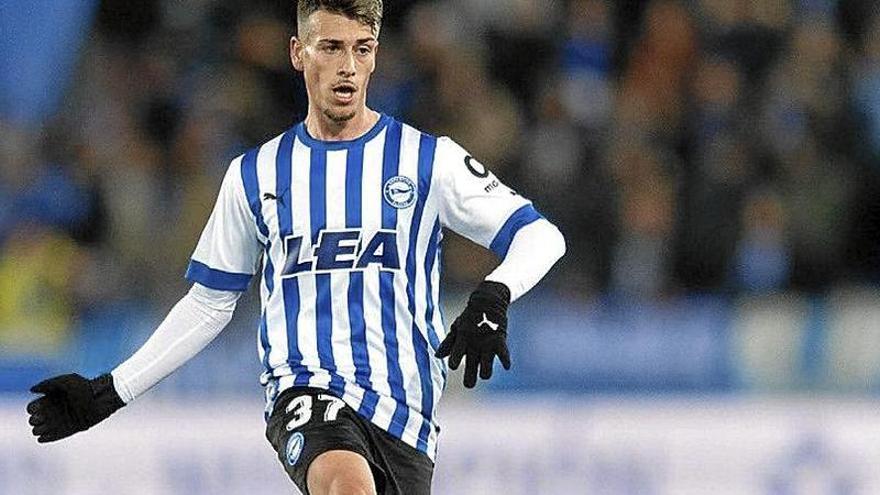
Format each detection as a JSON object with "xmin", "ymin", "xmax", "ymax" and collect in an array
[
  {"xmin": 378, "ymin": 120, "xmax": 409, "ymax": 436},
  {"xmin": 357, "ymin": 388, "xmax": 382, "ymax": 419},
  {"xmin": 240, "ymin": 148, "xmax": 273, "ymax": 368},
  {"xmin": 404, "ymin": 134, "xmax": 437, "ymax": 452},
  {"xmin": 263, "ymin": 246, "xmax": 275, "ymax": 294},
  {"xmin": 259, "ymin": 241, "xmax": 274, "ymax": 372},
  {"xmin": 345, "ymin": 143, "xmax": 374, "ymax": 396},
  {"xmin": 423, "ymin": 219, "xmax": 443, "ymax": 353},
  {"xmin": 435, "ymin": 234, "xmax": 448, "ymax": 386},
  {"xmin": 311, "ymin": 147, "xmax": 345, "ymax": 395},
  {"xmin": 258, "ymin": 310, "xmax": 270, "ymax": 371},
  {"xmin": 380, "ymin": 271, "xmax": 407, "ymax": 436},
  {"xmin": 185, "ymin": 260, "xmax": 252, "ymax": 291},
  {"xmin": 348, "ymin": 272, "xmax": 370, "ymax": 380},
  {"xmin": 277, "ymin": 131, "xmax": 311, "ymax": 386},
  {"xmin": 489, "ymin": 204, "xmax": 543, "ymax": 258}
]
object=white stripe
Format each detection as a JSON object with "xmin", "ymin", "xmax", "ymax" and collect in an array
[
  {"xmin": 290, "ymin": 138, "xmax": 325, "ymax": 386},
  {"xmin": 394, "ymin": 124, "xmax": 424, "ymax": 443},
  {"xmin": 255, "ymin": 135, "xmax": 288, "ymax": 370},
  {"xmin": 257, "ymin": 265, "xmax": 268, "ymax": 366},
  {"xmin": 415, "ymin": 152, "xmax": 444, "ymax": 455},
  {"xmin": 372, "ymin": 394, "xmax": 400, "ymax": 432},
  {"xmin": 341, "ymin": 381, "xmax": 365, "ymax": 412},
  {"xmin": 238, "ymin": 148, "xmax": 269, "ymax": 367},
  {"xmin": 326, "ymin": 149, "xmax": 356, "ymax": 383},
  {"xmin": 277, "ymin": 374, "xmax": 295, "ymax": 392},
  {"xmin": 360, "ymin": 128, "xmax": 393, "ymax": 428},
  {"xmin": 430, "ymin": 227, "xmax": 447, "ymax": 421}
]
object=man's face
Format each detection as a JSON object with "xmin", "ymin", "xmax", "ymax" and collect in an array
[{"xmin": 291, "ymin": 10, "xmax": 379, "ymax": 123}]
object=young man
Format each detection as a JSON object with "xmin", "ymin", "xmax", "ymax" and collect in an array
[{"xmin": 26, "ymin": 1, "xmax": 565, "ymax": 493}]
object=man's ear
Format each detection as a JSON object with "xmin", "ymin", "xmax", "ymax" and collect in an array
[{"xmin": 290, "ymin": 36, "xmax": 304, "ymax": 72}]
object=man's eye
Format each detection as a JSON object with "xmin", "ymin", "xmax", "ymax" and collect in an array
[
  {"xmin": 322, "ymin": 45, "xmax": 339, "ymax": 53},
  {"xmin": 357, "ymin": 46, "xmax": 372, "ymax": 55}
]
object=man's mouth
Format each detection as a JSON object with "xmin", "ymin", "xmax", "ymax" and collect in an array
[{"xmin": 332, "ymin": 83, "xmax": 357, "ymax": 103}]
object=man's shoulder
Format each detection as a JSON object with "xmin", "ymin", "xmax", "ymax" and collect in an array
[
  {"xmin": 253, "ymin": 128, "xmax": 292, "ymax": 155},
  {"xmin": 394, "ymin": 117, "xmax": 454, "ymax": 144},
  {"xmin": 390, "ymin": 118, "xmax": 463, "ymax": 158},
  {"xmin": 225, "ymin": 129, "xmax": 293, "ymax": 170}
]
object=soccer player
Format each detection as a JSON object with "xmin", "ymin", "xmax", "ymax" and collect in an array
[{"xmin": 26, "ymin": 1, "xmax": 566, "ymax": 493}]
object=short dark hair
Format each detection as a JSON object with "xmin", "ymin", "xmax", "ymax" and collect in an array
[{"xmin": 297, "ymin": 0, "xmax": 383, "ymax": 38}]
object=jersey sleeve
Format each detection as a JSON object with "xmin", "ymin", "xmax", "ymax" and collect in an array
[
  {"xmin": 184, "ymin": 155, "xmax": 263, "ymax": 291},
  {"xmin": 434, "ymin": 137, "xmax": 543, "ymax": 258}
]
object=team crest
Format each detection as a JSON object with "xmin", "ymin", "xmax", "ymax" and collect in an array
[
  {"xmin": 285, "ymin": 432, "xmax": 305, "ymax": 466},
  {"xmin": 383, "ymin": 176, "xmax": 416, "ymax": 209}
]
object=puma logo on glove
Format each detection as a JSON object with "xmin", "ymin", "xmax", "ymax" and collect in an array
[{"xmin": 435, "ymin": 281, "xmax": 511, "ymax": 388}]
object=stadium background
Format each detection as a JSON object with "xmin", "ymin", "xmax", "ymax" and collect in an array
[{"xmin": 3, "ymin": 0, "xmax": 880, "ymax": 493}]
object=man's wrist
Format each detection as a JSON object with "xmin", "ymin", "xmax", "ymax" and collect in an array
[
  {"xmin": 90, "ymin": 373, "xmax": 126, "ymax": 416},
  {"xmin": 473, "ymin": 281, "xmax": 511, "ymax": 309}
]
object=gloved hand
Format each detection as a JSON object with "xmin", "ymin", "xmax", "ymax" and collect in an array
[
  {"xmin": 27, "ymin": 373, "xmax": 126, "ymax": 443},
  {"xmin": 435, "ymin": 281, "xmax": 511, "ymax": 388}
]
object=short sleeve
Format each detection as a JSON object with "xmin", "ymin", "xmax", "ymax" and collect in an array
[
  {"xmin": 434, "ymin": 137, "xmax": 543, "ymax": 258},
  {"xmin": 184, "ymin": 155, "xmax": 262, "ymax": 291}
]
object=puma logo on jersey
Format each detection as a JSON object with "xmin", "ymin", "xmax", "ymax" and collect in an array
[
  {"xmin": 477, "ymin": 313, "xmax": 499, "ymax": 331},
  {"xmin": 263, "ymin": 191, "xmax": 288, "ymax": 204},
  {"xmin": 281, "ymin": 229, "xmax": 400, "ymax": 277}
]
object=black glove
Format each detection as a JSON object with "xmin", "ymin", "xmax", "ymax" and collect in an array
[
  {"xmin": 27, "ymin": 373, "xmax": 126, "ymax": 443},
  {"xmin": 435, "ymin": 281, "xmax": 511, "ymax": 388}
]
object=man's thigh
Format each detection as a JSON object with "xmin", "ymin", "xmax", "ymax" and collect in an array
[
  {"xmin": 307, "ymin": 450, "xmax": 376, "ymax": 495},
  {"xmin": 364, "ymin": 422, "xmax": 434, "ymax": 495}
]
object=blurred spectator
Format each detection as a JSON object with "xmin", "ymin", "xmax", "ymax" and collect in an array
[
  {"xmin": 615, "ymin": 0, "xmax": 697, "ymax": 141},
  {"xmin": 0, "ymin": 226, "xmax": 82, "ymax": 355},
  {"xmin": 2, "ymin": 0, "xmax": 880, "ymax": 394},
  {"xmin": 695, "ymin": 0, "xmax": 790, "ymax": 88},
  {"xmin": 608, "ymin": 140, "xmax": 678, "ymax": 296},
  {"xmin": 674, "ymin": 53, "xmax": 750, "ymax": 291},
  {"xmin": 0, "ymin": 125, "xmax": 99, "ymax": 245},
  {"xmin": 460, "ymin": 0, "xmax": 559, "ymax": 114},
  {"xmin": 854, "ymin": 13, "xmax": 880, "ymax": 157},
  {"xmin": 780, "ymin": 142, "xmax": 854, "ymax": 291},
  {"xmin": 731, "ymin": 187, "xmax": 791, "ymax": 292},
  {"xmin": 560, "ymin": 0, "xmax": 614, "ymax": 130}
]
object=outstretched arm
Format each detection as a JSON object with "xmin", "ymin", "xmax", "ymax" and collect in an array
[
  {"xmin": 111, "ymin": 284, "xmax": 239, "ymax": 402},
  {"xmin": 484, "ymin": 219, "xmax": 566, "ymax": 303},
  {"xmin": 28, "ymin": 154, "xmax": 264, "ymax": 442},
  {"xmin": 436, "ymin": 219, "xmax": 565, "ymax": 387},
  {"xmin": 27, "ymin": 284, "xmax": 240, "ymax": 442},
  {"xmin": 431, "ymin": 137, "xmax": 566, "ymax": 387}
]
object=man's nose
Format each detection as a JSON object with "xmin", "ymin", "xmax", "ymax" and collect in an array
[{"xmin": 338, "ymin": 50, "xmax": 356, "ymax": 77}]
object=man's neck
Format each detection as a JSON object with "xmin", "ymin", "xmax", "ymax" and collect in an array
[{"xmin": 305, "ymin": 108, "xmax": 380, "ymax": 141}]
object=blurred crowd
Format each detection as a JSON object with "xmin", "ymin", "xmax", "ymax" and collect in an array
[{"xmin": 2, "ymin": 0, "xmax": 880, "ymax": 359}]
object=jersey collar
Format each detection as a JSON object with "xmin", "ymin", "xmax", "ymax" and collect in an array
[{"xmin": 294, "ymin": 113, "xmax": 391, "ymax": 151}]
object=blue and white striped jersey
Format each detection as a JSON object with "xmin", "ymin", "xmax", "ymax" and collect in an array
[{"xmin": 185, "ymin": 114, "xmax": 542, "ymax": 460}]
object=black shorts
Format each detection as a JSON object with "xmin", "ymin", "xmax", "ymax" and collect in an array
[{"xmin": 265, "ymin": 387, "xmax": 434, "ymax": 495}]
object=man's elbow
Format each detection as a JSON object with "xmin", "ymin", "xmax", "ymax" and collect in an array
[{"xmin": 545, "ymin": 222, "xmax": 566, "ymax": 263}]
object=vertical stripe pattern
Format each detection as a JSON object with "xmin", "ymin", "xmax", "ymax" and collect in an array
[
  {"xmin": 227, "ymin": 116, "xmax": 472, "ymax": 461},
  {"xmin": 283, "ymin": 136, "xmax": 313, "ymax": 386},
  {"xmin": 240, "ymin": 149, "xmax": 273, "ymax": 373},
  {"xmin": 406, "ymin": 134, "xmax": 437, "ymax": 452},
  {"xmin": 344, "ymin": 144, "xmax": 375, "ymax": 403},
  {"xmin": 310, "ymin": 147, "xmax": 347, "ymax": 395},
  {"xmin": 378, "ymin": 119, "xmax": 410, "ymax": 437}
]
